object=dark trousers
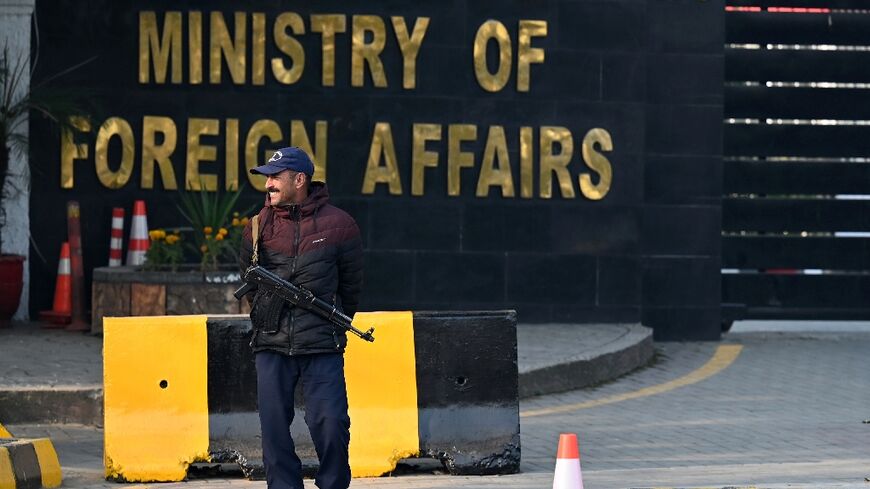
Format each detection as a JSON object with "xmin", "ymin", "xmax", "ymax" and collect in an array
[{"xmin": 255, "ymin": 351, "xmax": 351, "ymax": 489}]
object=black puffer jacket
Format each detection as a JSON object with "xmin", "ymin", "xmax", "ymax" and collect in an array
[{"xmin": 239, "ymin": 182, "xmax": 363, "ymax": 355}]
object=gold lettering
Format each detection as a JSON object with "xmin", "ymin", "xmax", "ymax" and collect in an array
[
  {"xmin": 447, "ymin": 124, "xmax": 477, "ymax": 197},
  {"xmin": 290, "ymin": 120, "xmax": 328, "ymax": 182},
  {"xmin": 392, "ymin": 16, "xmax": 429, "ymax": 90},
  {"xmin": 539, "ymin": 126, "xmax": 575, "ymax": 199},
  {"xmin": 351, "ymin": 15, "xmax": 388, "ymax": 88},
  {"xmin": 95, "ymin": 118, "xmax": 135, "ymax": 189},
  {"xmin": 517, "ymin": 20, "xmax": 547, "ymax": 92},
  {"xmin": 60, "ymin": 117, "xmax": 91, "ymax": 189},
  {"xmin": 362, "ymin": 122, "xmax": 402, "ymax": 195},
  {"xmin": 311, "ymin": 14, "xmax": 347, "ymax": 87},
  {"xmin": 210, "ymin": 12, "xmax": 247, "ymax": 84},
  {"xmin": 476, "ymin": 125, "xmax": 514, "ymax": 197},
  {"xmin": 252, "ymin": 13, "xmax": 266, "ymax": 85},
  {"xmin": 580, "ymin": 128, "xmax": 613, "ymax": 200},
  {"xmin": 141, "ymin": 116, "xmax": 178, "ymax": 190},
  {"xmin": 411, "ymin": 123, "xmax": 441, "ymax": 196},
  {"xmin": 245, "ymin": 119, "xmax": 283, "ymax": 190},
  {"xmin": 186, "ymin": 118, "xmax": 220, "ymax": 191},
  {"xmin": 138, "ymin": 11, "xmax": 182, "ymax": 84},
  {"xmin": 189, "ymin": 11, "xmax": 203, "ymax": 84},
  {"xmin": 473, "ymin": 20, "xmax": 511, "ymax": 92},
  {"xmin": 226, "ymin": 118, "xmax": 240, "ymax": 190},
  {"xmin": 520, "ymin": 126, "xmax": 533, "ymax": 199},
  {"xmin": 272, "ymin": 12, "xmax": 305, "ymax": 85}
]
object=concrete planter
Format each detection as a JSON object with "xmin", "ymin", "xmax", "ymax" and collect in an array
[{"xmin": 91, "ymin": 266, "xmax": 248, "ymax": 334}]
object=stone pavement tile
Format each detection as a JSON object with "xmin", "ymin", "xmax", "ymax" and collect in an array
[
  {"xmin": 517, "ymin": 323, "xmax": 636, "ymax": 371},
  {"xmin": 520, "ymin": 333, "xmax": 870, "ymax": 481},
  {"xmin": 10, "ymin": 331, "xmax": 870, "ymax": 489},
  {"xmin": 1, "ymin": 322, "xmax": 637, "ymax": 389},
  {"xmin": 0, "ymin": 324, "xmax": 102, "ymax": 387}
]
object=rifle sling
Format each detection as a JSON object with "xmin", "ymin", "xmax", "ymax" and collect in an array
[{"xmin": 251, "ymin": 214, "xmax": 260, "ymax": 266}]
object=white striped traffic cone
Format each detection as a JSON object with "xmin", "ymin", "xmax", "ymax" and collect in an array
[
  {"xmin": 553, "ymin": 433, "xmax": 584, "ymax": 489},
  {"xmin": 108, "ymin": 207, "xmax": 124, "ymax": 266},
  {"xmin": 126, "ymin": 200, "xmax": 149, "ymax": 266}
]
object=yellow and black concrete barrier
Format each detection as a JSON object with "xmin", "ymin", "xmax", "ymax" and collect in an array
[
  {"xmin": 103, "ymin": 311, "xmax": 519, "ymax": 482},
  {"xmin": 0, "ymin": 426, "xmax": 62, "ymax": 489}
]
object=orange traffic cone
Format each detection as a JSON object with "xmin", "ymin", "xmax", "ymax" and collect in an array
[
  {"xmin": 126, "ymin": 200, "xmax": 149, "ymax": 266},
  {"xmin": 39, "ymin": 242, "xmax": 72, "ymax": 327},
  {"xmin": 552, "ymin": 433, "xmax": 584, "ymax": 489}
]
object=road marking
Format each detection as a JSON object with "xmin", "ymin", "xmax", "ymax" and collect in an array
[
  {"xmin": 631, "ymin": 487, "xmax": 758, "ymax": 489},
  {"xmin": 521, "ymin": 344, "xmax": 743, "ymax": 418}
]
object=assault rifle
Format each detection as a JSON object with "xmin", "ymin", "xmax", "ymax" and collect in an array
[{"xmin": 234, "ymin": 265, "xmax": 375, "ymax": 342}]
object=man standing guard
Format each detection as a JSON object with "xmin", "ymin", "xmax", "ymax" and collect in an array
[{"xmin": 240, "ymin": 147, "xmax": 364, "ymax": 489}]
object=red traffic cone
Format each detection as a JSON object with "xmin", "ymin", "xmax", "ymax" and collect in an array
[
  {"xmin": 126, "ymin": 200, "xmax": 149, "ymax": 266},
  {"xmin": 552, "ymin": 433, "xmax": 584, "ymax": 489},
  {"xmin": 108, "ymin": 207, "xmax": 124, "ymax": 266},
  {"xmin": 39, "ymin": 242, "xmax": 72, "ymax": 327}
]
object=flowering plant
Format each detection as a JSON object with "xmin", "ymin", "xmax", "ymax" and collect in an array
[
  {"xmin": 143, "ymin": 229, "xmax": 183, "ymax": 270},
  {"xmin": 178, "ymin": 185, "xmax": 255, "ymax": 272},
  {"xmin": 197, "ymin": 213, "xmax": 248, "ymax": 271}
]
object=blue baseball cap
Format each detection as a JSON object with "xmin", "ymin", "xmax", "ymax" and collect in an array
[{"xmin": 250, "ymin": 147, "xmax": 315, "ymax": 177}]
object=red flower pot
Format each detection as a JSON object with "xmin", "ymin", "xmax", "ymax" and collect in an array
[{"xmin": 0, "ymin": 254, "xmax": 25, "ymax": 325}]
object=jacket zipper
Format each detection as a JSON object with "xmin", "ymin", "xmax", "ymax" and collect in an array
[{"xmin": 288, "ymin": 205, "xmax": 301, "ymax": 353}]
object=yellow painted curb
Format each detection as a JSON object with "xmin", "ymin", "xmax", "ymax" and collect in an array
[
  {"xmin": 31, "ymin": 439, "xmax": 62, "ymax": 488},
  {"xmin": 0, "ymin": 447, "xmax": 14, "ymax": 489},
  {"xmin": 0, "ymin": 438, "xmax": 62, "ymax": 489}
]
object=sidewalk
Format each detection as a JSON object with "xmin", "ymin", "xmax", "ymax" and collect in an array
[
  {"xmin": 0, "ymin": 318, "xmax": 652, "ymax": 488},
  {"xmin": 5, "ymin": 323, "xmax": 869, "ymax": 488},
  {"xmin": 0, "ymin": 319, "xmax": 653, "ymax": 424}
]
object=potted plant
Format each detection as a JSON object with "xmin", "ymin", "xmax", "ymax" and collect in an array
[
  {"xmin": 90, "ymin": 187, "xmax": 256, "ymax": 333},
  {"xmin": 0, "ymin": 44, "xmax": 92, "ymax": 324},
  {"xmin": 177, "ymin": 184, "xmax": 252, "ymax": 272}
]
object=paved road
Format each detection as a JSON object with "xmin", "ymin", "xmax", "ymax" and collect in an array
[{"xmin": 10, "ymin": 328, "xmax": 870, "ymax": 488}]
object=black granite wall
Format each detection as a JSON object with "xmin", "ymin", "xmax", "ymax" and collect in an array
[
  {"xmin": 28, "ymin": 0, "xmax": 723, "ymax": 340},
  {"xmin": 642, "ymin": 0, "xmax": 724, "ymax": 340}
]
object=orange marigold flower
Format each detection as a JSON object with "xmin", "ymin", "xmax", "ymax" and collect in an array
[
  {"xmin": 219, "ymin": 228, "xmax": 228, "ymax": 236},
  {"xmin": 241, "ymin": 217, "xmax": 249, "ymax": 226},
  {"xmin": 215, "ymin": 234, "xmax": 225, "ymax": 241},
  {"xmin": 232, "ymin": 218, "xmax": 240, "ymax": 227},
  {"xmin": 203, "ymin": 226, "xmax": 213, "ymax": 234}
]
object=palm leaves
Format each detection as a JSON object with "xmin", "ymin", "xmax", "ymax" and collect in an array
[{"xmin": 0, "ymin": 43, "xmax": 95, "ymax": 249}]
